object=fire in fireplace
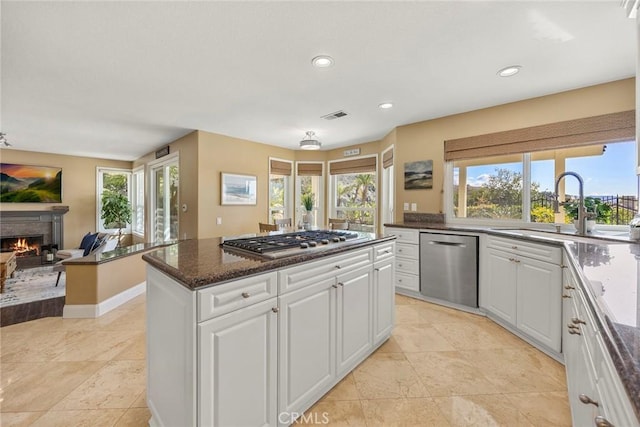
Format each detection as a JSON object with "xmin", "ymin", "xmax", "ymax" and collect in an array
[{"xmin": 1, "ymin": 235, "xmax": 43, "ymax": 257}]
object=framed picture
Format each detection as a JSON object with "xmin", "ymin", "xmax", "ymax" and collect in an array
[
  {"xmin": 0, "ymin": 163, "xmax": 63, "ymax": 202},
  {"xmin": 221, "ymin": 172, "xmax": 257, "ymax": 205},
  {"xmin": 404, "ymin": 160, "xmax": 433, "ymax": 190}
]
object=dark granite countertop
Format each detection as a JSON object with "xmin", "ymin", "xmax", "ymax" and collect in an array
[
  {"xmin": 142, "ymin": 232, "xmax": 395, "ymax": 290},
  {"xmin": 385, "ymin": 221, "xmax": 640, "ymax": 420},
  {"xmin": 63, "ymin": 241, "xmax": 174, "ymax": 265}
]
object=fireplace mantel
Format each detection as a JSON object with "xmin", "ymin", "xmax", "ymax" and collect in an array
[{"xmin": 0, "ymin": 206, "xmax": 70, "ymax": 249}]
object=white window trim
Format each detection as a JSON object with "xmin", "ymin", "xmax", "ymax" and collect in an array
[
  {"xmin": 380, "ymin": 145, "xmax": 395, "ymax": 229},
  {"xmin": 294, "ymin": 161, "xmax": 325, "ymax": 229},
  {"xmin": 327, "ymin": 154, "xmax": 379, "ymax": 230},
  {"xmin": 96, "ymin": 167, "xmax": 132, "ymax": 234},
  {"xmin": 148, "ymin": 152, "xmax": 180, "ymax": 243},
  {"xmin": 131, "ymin": 165, "xmax": 145, "ymax": 238},
  {"xmin": 268, "ymin": 157, "xmax": 293, "ymax": 223}
]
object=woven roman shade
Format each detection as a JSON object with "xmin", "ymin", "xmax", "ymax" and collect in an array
[
  {"xmin": 297, "ymin": 162, "xmax": 323, "ymax": 176},
  {"xmin": 382, "ymin": 149, "xmax": 393, "ymax": 169},
  {"xmin": 444, "ymin": 110, "xmax": 635, "ymax": 161},
  {"xmin": 329, "ymin": 157, "xmax": 377, "ymax": 175},
  {"xmin": 270, "ymin": 159, "xmax": 292, "ymax": 176}
]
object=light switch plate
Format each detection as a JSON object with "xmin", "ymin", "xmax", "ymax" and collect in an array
[
  {"xmin": 403, "ymin": 202, "xmax": 409, "ymax": 211},
  {"xmin": 411, "ymin": 203, "xmax": 417, "ymax": 211},
  {"xmin": 216, "ymin": 217, "xmax": 222, "ymax": 225}
]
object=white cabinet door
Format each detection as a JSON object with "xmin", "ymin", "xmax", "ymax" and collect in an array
[
  {"xmin": 482, "ymin": 248, "xmax": 517, "ymax": 326},
  {"xmin": 373, "ymin": 259, "xmax": 394, "ymax": 345},
  {"xmin": 336, "ymin": 266, "xmax": 373, "ymax": 377},
  {"xmin": 516, "ymin": 257, "xmax": 562, "ymax": 352},
  {"xmin": 278, "ymin": 276, "xmax": 336, "ymax": 416},
  {"xmin": 198, "ymin": 298, "xmax": 278, "ymax": 427}
]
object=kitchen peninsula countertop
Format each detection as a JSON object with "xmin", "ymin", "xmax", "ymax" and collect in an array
[
  {"xmin": 63, "ymin": 241, "xmax": 174, "ymax": 265},
  {"xmin": 386, "ymin": 221, "xmax": 640, "ymax": 419},
  {"xmin": 142, "ymin": 232, "xmax": 395, "ymax": 290}
]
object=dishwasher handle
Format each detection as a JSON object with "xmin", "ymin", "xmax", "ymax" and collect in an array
[{"xmin": 428, "ymin": 240, "xmax": 467, "ymax": 248}]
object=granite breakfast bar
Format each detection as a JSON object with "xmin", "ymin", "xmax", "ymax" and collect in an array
[{"xmin": 142, "ymin": 233, "xmax": 396, "ymax": 427}]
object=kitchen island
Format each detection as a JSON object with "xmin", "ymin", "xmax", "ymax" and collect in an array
[{"xmin": 142, "ymin": 231, "xmax": 396, "ymax": 427}]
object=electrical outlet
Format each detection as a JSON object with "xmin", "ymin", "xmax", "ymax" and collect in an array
[
  {"xmin": 411, "ymin": 203, "xmax": 417, "ymax": 212},
  {"xmin": 216, "ymin": 217, "xmax": 222, "ymax": 225},
  {"xmin": 403, "ymin": 202, "xmax": 409, "ymax": 211}
]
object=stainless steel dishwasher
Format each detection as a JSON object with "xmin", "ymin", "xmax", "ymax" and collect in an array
[{"xmin": 419, "ymin": 232, "xmax": 478, "ymax": 308}]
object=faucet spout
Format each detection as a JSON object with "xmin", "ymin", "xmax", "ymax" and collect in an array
[{"xmin": 554, "ymin": 171, "xmax": 586, "ymax": 235}]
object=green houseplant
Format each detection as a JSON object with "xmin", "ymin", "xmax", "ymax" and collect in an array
[
  {"xmin": 301, "ymin": 193, "xmax": 314, "ymax": 229},
  {"xmin": 101, "ymin": 192, "xmax": 132, "ymax": 247}
]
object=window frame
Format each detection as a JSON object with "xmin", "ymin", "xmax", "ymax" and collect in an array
[
  {"xmin": 131, "ymin": 166, "xmax": 145, "ymax": 238},
  {"xmin": 295, "ymin": 161, "xmax": 324, "ymax": 229},
  {"xmin": 268, "ymin": 157, "xmax": 293, "ymax": 223},
  {"xmin": 96, "ymin": 167, "xmax": 132, "ymax": 234}
]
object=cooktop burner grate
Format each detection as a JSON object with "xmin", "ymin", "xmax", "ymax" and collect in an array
[{"xmin": 221, "ymin": 230, "xmax": 360, "ymax": 256}]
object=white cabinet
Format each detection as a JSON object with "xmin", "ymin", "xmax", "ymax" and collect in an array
[
  {"xmin": 278, "ymin": 276, "xmax": 336, "ymax": 416},
  {"xmin": 385, "ymin": 227, "xmax": 419, "ymax": 292},
  {"xmin": 480, "ymin": 235, "xmax": 562, "ymax": 352},
  {"xmin": 373, "ymin": 258, "xmax": 394, "ymax": 345},
  {"xmin": 562, "ymin": 257, "xmax": 638, "ymax": 427},
  {"xmin": 199, "ymin": 298, "xmax": 278, "ymax": 427},
  {"xmin": 336, "ymin": 266, "xmax": 373, "ymax": 377}
]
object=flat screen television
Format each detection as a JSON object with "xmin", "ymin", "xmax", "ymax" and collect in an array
[{"xmin": 0, "ymin": 163, "xmax": 62, "ymax": 203}]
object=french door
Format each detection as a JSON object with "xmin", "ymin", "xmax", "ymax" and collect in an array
[{"xmin": 150, "ymin": 156, "xmax": 179, "ymax": 243}]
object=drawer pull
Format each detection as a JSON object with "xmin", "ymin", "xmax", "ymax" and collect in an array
[
  {"xmin": 334, "ymin": 265, "xmax": 341, "ymax": 269},
  {"xmin": 594, "ymin": 416, "xmax": 614, "ymax": 427},
  {"xmin": 571, "ymin": 317, "xmax": 586, "ymax": 325},
  {"xmin": 332, "ymin": 284, "xmax": 338, "ymax": 288},
  {"xmin": 511, "ymin": 246, "xmax": 518, "ymax": 249},
  {"xmin": 397, "ymin": 279, "xmax": 403, "ymax": 283},
  {"xmin": 397, "ymin": 249, "xmax": 403, "ymax": 253},
  {"xmin": 568, "ymin": 328, "xmax": 581, "ymax": 335},
  {"xmin": 337, "ymin": 282, "xmax": 344, "ymax": 287},
  {"xmin": 564, "ymin": 284, "xmax": 575, "ymax": 290},
  {"xmin": 398, "ymin": 264, "xmax": 403, "ymax": 268},
  {"xmin": 509, "ymin": 258, "xmax": 515, "ymax": 262},
  {"xmin": 578, "ymin": 394, "xmax": 599, "ymax": 407},
  {"xmin": 562, "ymin": 294, "xmax": 572, "ymax": 299},
  {"xmin": 241, "ymin": 292, "xmax": 250, "ymax": 299},
  {"xmin": 272, "ymin": 307, "xmax": 279, "ymax": 313},
  {"xmin": 514, "ymin": 259, "xmax": 520, "ymax": 263}
]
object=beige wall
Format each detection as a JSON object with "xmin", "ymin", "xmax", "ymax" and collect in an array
[
  {"xmin": 0, "ymin": 150, "xmax": 132, "ymax": 247},
  {"xmin": 393, "ymin": 78, "xmax": 635, "ymax": 219}
]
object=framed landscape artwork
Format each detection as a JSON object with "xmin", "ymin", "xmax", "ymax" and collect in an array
[
  {"xmin": 404, "ymin": 160, "xmax": 433, "ymax": 190},
  {"xmin": 0, "ymin": 163, "xmax": 62, "ymax": 202},
  {"xmin": 221, "ymin": 172, "xmax": 257, "ymax": 205}
]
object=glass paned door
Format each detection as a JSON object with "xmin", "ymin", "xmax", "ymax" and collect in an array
[{"xmin": 151, "ymin": 159, "xmax": 179, "ymax": 242}]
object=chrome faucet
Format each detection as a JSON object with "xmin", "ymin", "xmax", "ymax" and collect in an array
[{"xmin": 554, "ymin": 171, "xmax": 586, "ymax": 235}]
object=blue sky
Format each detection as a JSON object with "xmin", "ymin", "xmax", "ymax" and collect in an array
[{"xmin": 461, "ymin": 141, "xmax": 638, "ymax": 197}]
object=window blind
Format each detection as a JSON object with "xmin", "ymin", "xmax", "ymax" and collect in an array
[
  {"xmin": 270, "ymin": 159, "xmax": 292, "ymax": 176},
  {"xmin": 329, "ymin": 157, "xmax": 377, "ymax": 175},
  {"xmin": 444, "ymin": 110, "xmax": 635, "ymax": 161},
  {"xmin": 296, "ymin": 162, "xmax": 323, "ymax": 176},
  {"xmin": 382, "ymin": 149, "xmax": 393, "ymax": 169}
]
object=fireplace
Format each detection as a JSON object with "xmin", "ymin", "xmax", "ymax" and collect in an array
[
  {"xmin": 1, "ymin": 235, "xmax": 44, "ymax": 268},
  {"xmin": 0, "ymin": 207, "xmax": 69, "ymax": 269}
]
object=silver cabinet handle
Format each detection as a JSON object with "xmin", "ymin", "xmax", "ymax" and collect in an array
[
  {"xmin": 511, "ymin": 246, "xmax": 518, "ymax": 249},
  {"xmin": 568, "ymin": 328, "xmax": 581, "ymax": 335},
  {"xmin": 514, "ymin": 259, "xmax": 520, "ymax": 263},
  {"xmin": 562, "ymin": 294, "xmax": 572, "ymax": 298},
  {"xmin": 509, "ymin": 258, "xmax": 515, "ymax": 262},
  {"xmin": 397, "ymin": 248, "xmax": 403, "ymax": 253},
  {"xmin": 334, "ymin": 265, "xmax": 341, "ymax": 269},
  {"xmin": 332, "ymin": 284, "xmax": 338, "ymax": 288},
  {"xmin": 571, "ymin": 317, "xmax": 586, "ymax": 325},
  {"xmin": 398, "ymin": 279, "xmax": 403, "ymax": 283},
  {"xmin": 337, "ymin": 282, "xmax": 344, "ymax": 286},
  {"xmin": 241, "ymin": 292, "xmax": 250, "ymax": 299},
  {"xmin": 398, "ymin": 264, "xmax": 403, "ymax": 268},
  {"xmin": 374, "ymin": 268, "xmax": 380, "ymax": 272},
  {"xmin": 594, "ymin": 416, "xmax": 614, "ymax": 427},
  {"xmin": 564, "ymin": 284, "xmax": 575, "ymax": 290},
  {"xmin": 272, "ymin": 307, "xmax": 279, "ymax": 313},
  {"xmin": 578, "ymin": 394, "xmax": 599, "ymax": 407}
]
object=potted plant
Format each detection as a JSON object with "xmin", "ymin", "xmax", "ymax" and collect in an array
[
  {"xmin": 562, "ymin": 197, "xmax": 612, "ymax": 231},
  {"xmin": 101, "ymin": 192, "xmax": 132, "ymax": 247},
  {"xmin": 301, "ymin": 193, "xmax": 314, "ymax": 230}
]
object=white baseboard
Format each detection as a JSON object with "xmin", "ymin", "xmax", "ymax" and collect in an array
[{"xmin": 63, "ymin": 282, "xmax": 146, "ymax": 318}]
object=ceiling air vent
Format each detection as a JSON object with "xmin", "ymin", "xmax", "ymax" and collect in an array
[{"xmin": 321, "ymin": 110, "xmax": 348, "ymax": 120}]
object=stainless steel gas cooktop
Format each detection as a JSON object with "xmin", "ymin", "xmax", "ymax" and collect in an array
[{"xmin": 220, "ymin": 230, "xmax": 365, "ymax": 259}]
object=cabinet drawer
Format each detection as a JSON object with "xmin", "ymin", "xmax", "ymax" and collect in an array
[
  {"xmin": 486, "ymin": 235, "xmax": 561, "ymax": 264},
  {"xmin": 385, "ymin": 227, "xmax": 419, "ymax": 245},
  {"xmin": 395, "ymin": 257, "xmax": 419, "ymax": 275},
  {"xmin": 395, "ymin": 243, "xmax": 418, "ymax": 260},
  {"xmin": 374, "ymin": 242, "xmax": 395, "ymax": 261},
  {"xmin": 198, "ymin": 272, "xmax": 278, "ymax": 322},
  {"xmin": 279, "ymin": 248, "xmax": 373, "ymax": 294},
  {"xmin": 395, "ymin": 272, "xmax": 419, "ymax": 292}
]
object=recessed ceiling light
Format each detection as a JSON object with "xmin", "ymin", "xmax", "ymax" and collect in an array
[
  {"xmin": 378, "ymin": 102, "xmax": 394, "ymax": 109},
  {"xmin": 311, "ymin": 55, "xmax": 334, "ymax": 68},
  {"xmin": 497, "ymin": 65, "xmax": 522, "ymax": 77}
]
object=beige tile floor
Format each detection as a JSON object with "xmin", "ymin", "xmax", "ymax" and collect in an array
[{"xmin": 0, "ymin": 293, "xmax": 571, "ymax": 426}]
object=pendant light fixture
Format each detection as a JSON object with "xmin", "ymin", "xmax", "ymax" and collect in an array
[{"xmin": 299, "ymin": 131, "xmax": 321, "ymax": 150}]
